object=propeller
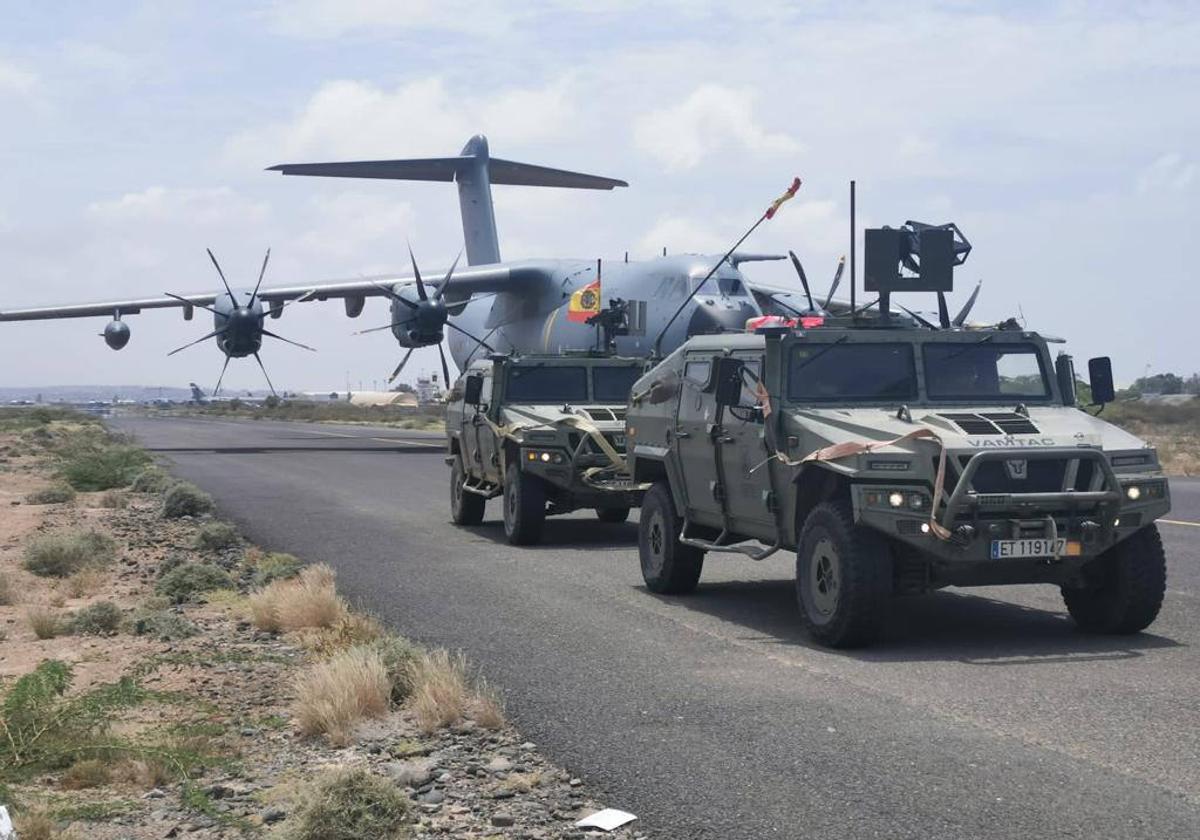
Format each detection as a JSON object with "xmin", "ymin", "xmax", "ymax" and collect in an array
[
  {"xmin": 953, "ymin": 280, "xmax": 982, "ymax": 327},
  {"xmin": 165, "ymin": 248, "xmax": 315, "ymax": 397},
  {"xmin": 356, "ymin": 248, "xmax": 496, "ymax": 388}
]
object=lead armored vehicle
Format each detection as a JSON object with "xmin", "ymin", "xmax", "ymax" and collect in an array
[
  {"xmin": 445, "ymin": 353, "xmax": 647, "ymax": 544},
  {"xmin": 625, "ymin": 221, "xmax": 1169, "ymax": 647}
]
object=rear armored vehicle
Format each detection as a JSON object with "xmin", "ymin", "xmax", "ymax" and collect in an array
[
  {"xmin": 445, "ymin": 353, "xmax": 646, "ymax": 544},
  {"xmin": 625, "ymin": 221, "xmax": 1169, "ymax": 647}
]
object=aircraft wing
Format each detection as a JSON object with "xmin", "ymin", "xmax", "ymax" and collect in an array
[
  {"xmin": 746, "ymin": 280, "xmax": 855, "ymax": 317},
  {"xmin": 0, "ymin": 264, "xmax": 532, "ymax": 321}
]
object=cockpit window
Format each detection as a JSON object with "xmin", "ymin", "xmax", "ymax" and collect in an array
[
  {"xmin": 506, "ymin": 365, "xmax": 587, "ymax": 402},
  {"xmin": 923, "ymin": 342, "xmax": 1049, "ymax": 400},
  {"xmin": 717, "ymin": 276, "xmax": 744, "ymax": 296}
]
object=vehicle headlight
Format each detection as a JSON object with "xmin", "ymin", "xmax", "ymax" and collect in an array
[
  {"xmin": 525, "ymin": 449, "xmax": 565, "ymax": 464},
  {"xmin": 1126, "ymin": 486, "xmax": 1141, "ymax": 501},
  {"xmin": 888, "ymin": 491, "xmax": 905, "ymax": 508},
  {"xmin": 1123, "ymin": 481, "xmax": 1165, "ymax": 502}
]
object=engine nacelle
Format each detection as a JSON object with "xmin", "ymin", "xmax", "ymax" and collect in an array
[
  {"xmin": 389, "ymin": 286, "xmax": 447, "ymax": 348},
  {"xmin": 103, "ymin": 319, "xmax": 131, "ymax": 350}
]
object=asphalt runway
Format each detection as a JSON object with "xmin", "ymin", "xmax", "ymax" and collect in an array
[{"xmin": 116, "ymin": 415, "xmax": 1200, "ymax": 839}]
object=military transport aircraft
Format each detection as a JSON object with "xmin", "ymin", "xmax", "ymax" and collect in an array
[{"xmin": 0, "ymin": 135, "xmax": 852, "ymax": 393}]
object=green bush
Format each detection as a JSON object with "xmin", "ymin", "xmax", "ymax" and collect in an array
[
  {"xmin": 69, "ymin": 601, "xmax": 123, "ymax": 636},
  {"xmin": 162, "ymin": 483, "xmax": 214, "ymax": 519},
  {"xmin": 24, "ymin": 484, "xmax": 76, "ymax": 505},
  {"xmin": 283, "ymin": 768, "xmax": 410, "ymax": 840},
  {"xmin": 130, "ymin": 608, "xmax": 197, "ymax": 641},
  {"xmin": 369, "ymin": 635, "xmax": 423, "ymax": 705},
  {"xmin": 58, "ymin": 443, "xmax": 150, "ymax": 491},
  {"xmin": 155, "ymin": 563, "xmax": 233, "ymax": 604},
  {"xmin": 251, "ymin": 552, "xmax": 304, "ymax": 587},
  {"xmin": 130, "ymin": 466, "xmax": 172, "ymax": 493},
  {"xmin": 195, "ymin": 521, "xmax": 239, "ymax": 552},
  {"xmin": 23, "ymin": 530, "xmax": 116, "ymax": 578},
  {"xmin": 156, "ymin": 553, "xmax": 188, "ymax": 579}
]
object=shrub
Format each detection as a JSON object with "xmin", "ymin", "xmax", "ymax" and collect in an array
[
  {"xmin": 283, "ymin": 768, "xmax": 410, "ymax": 840},
  {"xmin": 0, "ymin": 570, "xmax": 15, "ymax": 606},
  {"xmin": 472, "ymin": 677, "xmax": 507, "ymax": 730},
  {"xmin": 130, "ymin": 609, "xmax": 196, "ymax": 641},
  {"xmin": 58, "ymin": 443, "xmax": 150, "ymax": 491},
  {"xmin": 194, "ymin": 521, "xmax": 239, "ymax": 552},
  {"xmin": 63, "ymin": 567, "xmax": 107, "ymax": 599},
  {"xmin": 156, "ymin": 553, "xmax": 188, "ymax": 579},
  {"xmin": 248, "ymin": 563, "xmax": 344, "ymax": 633},
  {"xmin": 98, "ymin": 490, "xmax": 128, "ymax": 509},
  {"xmin": 23, "ymin": 530, "xmax": 115, "ymax": 578},
  {"xmin": 27, "ymin": 606, "xmax": 63, "ymax": 640},
  {"xmin": 410, "ymin": 649, "xmax": 470, "ymax": 734},
  {"xmin": 292, "ymin": 646, "xmax": 390, "ymax": 746},
  {"xmin": 294, "ymin": 612, "xmax": 384, "ymax": 657},
  {"xmin": 249, "ymin": 551, "xmax": 303, "ymax": 587},
  {"xmin": 12, "ymin": 811, "xmax": 58, "ymax": 840},
  {"xmin": 62, "ymin": 757, "xmax": 111, "ymax": 789},
  {"xmin": 68, "ymin": 601, "xmax": 123, "ymax": 635},
  {"xmin": 130, "ymin": 466, "xmax": 171, "ymax": 493},
  {"xmin": 155, "ymin": 564, "xmax": 233, "ymax": 604},
  {"xmin": 369, "ymin": 635, "xmax": 422, "ymax": 705},
  {"xmin": 162, "ymin": 482, "xmax": 214, "ymax": 518},
  {"xmin": 25, "ymin": 484, "xmax": 76, "ymax": 505}
]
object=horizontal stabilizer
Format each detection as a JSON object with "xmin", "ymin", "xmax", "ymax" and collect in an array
[{"xmin": 268, "ymin": 156, "xmax": 627, "ymax": 190}]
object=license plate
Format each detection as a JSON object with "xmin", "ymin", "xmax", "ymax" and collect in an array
[{"xmin": 990, "ymin": 538, "xmax": 1069, "ymax": 559}]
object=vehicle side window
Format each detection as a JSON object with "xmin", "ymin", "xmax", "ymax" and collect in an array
[
  {"xmin": 679, "ymin": 358, "xmax": 714, "ymax": 423},
  {"xmin": 684, "ymin": 360, "xmax": 711, "ymax": 387},
  {"xmin": 478, "ymin": 373, "xmax": 493, "ymax": 407},
  {"xmin": 739, "ymin": 358, "xmax": 763, "ymax": 406}
]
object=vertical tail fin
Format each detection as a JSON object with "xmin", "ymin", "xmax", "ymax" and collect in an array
[{"xmin": 267, "ymin": 135, "xmax": 627, "ymax": 266}]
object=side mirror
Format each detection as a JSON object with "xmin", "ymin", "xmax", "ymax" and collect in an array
[
  {"xmin": 1055, "ymin": 353, "xmax": 1077, "ymax": 407},
  {"xmin": 1087, "ymin": 356, "xmax": 1115, "ymax": 406},
  {"xmin": 463, "ymin": 375, "xmax": 484, "ymax": 406},
  {"xmin": 713, "ymin": 357, "xmax": 746, "ymax": 407}
]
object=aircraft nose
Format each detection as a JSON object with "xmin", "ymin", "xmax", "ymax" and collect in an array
[{"xmin": 686, "ymin": 297, "xmax": 758, "ymax": 336}]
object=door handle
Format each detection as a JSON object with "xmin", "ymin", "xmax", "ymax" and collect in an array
[{"xmin": 674, "ymin": 429, "xmax": 691, "ymax": 439}]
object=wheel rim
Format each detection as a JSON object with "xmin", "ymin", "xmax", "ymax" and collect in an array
[
  {"xmin": 504, "ymin": 477, "xmax": 517, "ymax": 530},
  {"xmin": 451, "ymin": 463, "xmax": 463, "ymax": 511},
  {"xmin": 644, "ymin": 510, "xmax": 667, "ymax": 577},
  {"xmin": 808, "ymin": 536, "xmax": 841, "ymax": 617}
]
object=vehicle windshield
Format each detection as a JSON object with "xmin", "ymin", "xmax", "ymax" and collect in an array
[
  {"xmin": 923, "ymin": 341, "xmax": 1049, "ymax": 400},
  {"xmin": 593, "ymin": 366, "xmax": 643, "ymax": 402},
  {"xmin": 788, "ymin": 343, "xmax": 917, "ymax": 401},
  {"xmin": 506, "ymin": 365, "xmax": 588, "ymax": 402}
]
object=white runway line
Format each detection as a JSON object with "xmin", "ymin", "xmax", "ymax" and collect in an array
[{"xmin": 1161, "ymin": 518, "xmax": 1200, "ymax": 528}]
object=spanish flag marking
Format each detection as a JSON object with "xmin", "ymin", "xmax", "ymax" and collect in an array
[
  {"xmin": 765, "ymin": 177, "xmax": 802, "ymax": 220},
  {"xmin": 567, "ymin": 278, "xmax": 601, "ymax": 323}
]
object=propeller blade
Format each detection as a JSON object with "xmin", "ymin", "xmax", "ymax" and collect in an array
[
  {"xmin": 461, "ymin": 326, "xmax": 501, "ymax": 369},
  {"xmin": 822, "ymin": 256, "xmax": 845, "ymax": 310},
  {"xmin": 353, "ymin": 318, "xmax": 414, "ymax": 336},
  {"xmin": 766, "ymin": 294, "xmax": 805, "ymax": 318},
  {"xmin": 164, "ymin": 292, "xmax": 220, "ymax": 316},
  {"xmin": 213, "ymin": 355, "xmax": 231, "ymax": 397},
  {"xmin": 260, "ymin": 288, "xmax": 318, "ymax": 317},
  {"xmin": 437, "ymin": 343, "xmax": 451, "ymax": 388},
  {"xmin": 434, "ymin": 250, "xmax": 463, "ymax": 301},
  {"xmin": 167, "ymin": 326, "xmax": 227, "ymax": 356},
  {"xmin": 787, "ymin": 251, "xmax": 816, "ymax": 311},
  {"xmin": 407, "ymin": 244, "xmax": 427, "ymax": 301},
  {"xmin": 850, "ymin": 298, "xmax": 879, "ymax": 317},
  {"xmin": 253, "ymin": 352, "xmax": 277, "ymax": 397},
  {"xmin": 937, "ymin": 292, "xmax": 951, "ymax": 328},
  {"xmin": 261, "ymin": 328, "xmax": 316, "ymax": 352},
  {"xmin": 206, "ymin": 248, "xmax": 238, "ymax": 307},
  {"xmin": 446, "ymin": 321, "xmax": 496, "ymax": 353},
  {"xmin": 249, "ymin": 248, "xmax": 271, "ymax": 306},
  {"xmin": 368, "ymin": 279, "xmax": 419, "ymax": 309},
  {"xmin": 388, "ymin": 348, "xmax": 415, "ymax": 383},
  {"xmin": 953, "ymin": 280, "xmax": 983, "ymax": 327},
  {"xmin": 899, "ymin": 304, "xmax": 937, "ymax": 330}
]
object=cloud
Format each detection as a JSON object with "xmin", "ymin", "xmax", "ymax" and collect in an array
[
  {"xmin": 224, "ymin": 76, "xmax": 578, "ymax": 166},
  {"xmin": 632, "ymin": 84, "xmax": 801, "ymax": 171},
  {"xmin": 1137, "ymin": 153, "xmax": 1197, "ymax": 194},
  {"xmin": 262, "ymin": 0, "xmax": 518, "ymax": 39},
  {"xmin": 0, "ymin": 59, "xmax": 37, "ymax": 97}
]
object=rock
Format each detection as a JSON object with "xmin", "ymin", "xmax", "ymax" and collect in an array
[
  {"xmin": 568, "ymin": 777, "xmax": 583, "ymax": 787},
  {"xmin": 437, "ymin": 772, "xmax": 452, "ymax": 782},
  {"xmin": 420, "ymin": 790, "xmax": 445, "ymax": 805},
  {"xmin": 260, "ymin": 807, "xmax": 286, "ymax": 824},
  {"xmin": 492, "ymin": 812, "xmax": 516, "ymax": 827},
  {"xmin": 485, "ymin": 756, "xmax": 513, "ymax": 773},
  {"xmin": 519, "ymin": 742, "xmax": 537, "ymax": 751},
  {"xmin": 387, "ymin": 758, "xmax": 437, "ymax": 788}
]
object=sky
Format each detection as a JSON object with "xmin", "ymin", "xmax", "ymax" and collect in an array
[{"xmin": 0, "ymin": 0, "xmax": 1197, "ymax": 392}]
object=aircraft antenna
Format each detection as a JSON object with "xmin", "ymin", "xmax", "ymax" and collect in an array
[
  {"xmin": 849, "ymin": 180, "xmax": 856, "ymax": 314},
  {"xmin": 651, "ymin": 177, "xmax": 801, "ymax": 358}
]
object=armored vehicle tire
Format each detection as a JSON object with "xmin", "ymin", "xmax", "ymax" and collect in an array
[
  {"xmin": 596, "ymin": 506, "xmax": 631, "ymax": 524},
  {"xmin": 795, "ymin": 501, "xmax": 892, "ymax": 648},
  {"xmin": 1062, "ymin": 524, "xmax": 1166, "ymax": 634},
  {"xmin": 503, "ymin": 463, "xmax": 546, "ymax": 545},
  {"xmin": 638, "ymin": 482, "xmax": 704, "ymax": 594},
  {"xmin": 450, "ymin": 454, "xmax": 486, "ymax": 526}
]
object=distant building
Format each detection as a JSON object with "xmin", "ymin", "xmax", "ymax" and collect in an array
[{"xmin": 415, "ymin": 374, "xmax": 444, "ymax": 404}]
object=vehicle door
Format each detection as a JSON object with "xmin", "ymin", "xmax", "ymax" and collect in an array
[
  {"xmin": 719, "ymin": 355, "xmax": 776, "ymax": 532},
  {"xmin": 674, "ymin": 355, "xmax": 722, "ymax": 525},
  {"xmin": 465, "ymin": 369, "xmax": 497, "ymax": 482}
]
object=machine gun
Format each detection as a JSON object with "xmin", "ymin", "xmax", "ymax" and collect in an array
[
  {"xmin": 864, "ymin": 221, "xmax": 972, "ymax": 324},
  {"xmin": 586, "ymin": 297, "xmax": 631, "ymax": 354}
]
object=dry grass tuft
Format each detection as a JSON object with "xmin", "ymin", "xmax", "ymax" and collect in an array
[
  {"xmin": 62, "ymin": 566, "xmax": 107, "ymax": 599},
  {"xmin": 292, "ymin": 645, "xmax": 390, "ymax": 746},
  {"xmin": 26, "ymin": 605, "xmax": 63, "ymax": 639},
  {"xmin": 294, "ymin": 611, "xmax": 384, "ymax": 656},
  {"xmin": 499, "ymin": 770, "xmax": 545, "ymax": 795},
  {"xmin": 12, "ymin": 811, "xmax": 60, "ymax": 840},
  {"xmin": 112, "ymin": 757, "xmax": 172, "ymax": 789},
  {"xmin": 98, "ymin": 489, "xmax": 129, "ymax": 509},
  {"xmin": 471, "ymin": 676, "xmax": 507, "ymax": 731},
  {"xmin": 61, "ymin": 757, "xmax": 111, "ymax": 789},
  {"xmin": 410, "ymin": 649, "xmax": 470, "ymax": 733},
  {"xmin": 249, "ymin": 563, "xmax": 346, "ymax": 634},
  {"xmin": 0, "ymin": 570, "xmax": 15, "ymax": 606},
  {"xmin": 282, "ymin": 767, "xmax": 410, "ymax": 840}
]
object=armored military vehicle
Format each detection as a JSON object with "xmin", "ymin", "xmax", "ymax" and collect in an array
[
  {"xmin": 625, "ymin": 221, "xmax": 1170, "ymax": 647},
  {"xmin": 445, "ymin": 353, "xmax": 647, "ymax": 544}
]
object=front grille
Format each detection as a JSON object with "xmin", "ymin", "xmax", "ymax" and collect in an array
[
  {"xmin": 940, "ymin": 412, "xmax": 1041, "ymax": 436},
  {"xmin": 582, "ymin": 408, "xmax": 619, "ymax": 422}
]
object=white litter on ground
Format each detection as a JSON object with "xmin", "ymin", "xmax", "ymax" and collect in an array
[
  {"xmin": 0, "ymin": 805, "xmax": 15, "ymax": 840},
  {"xmin": 575, "ymin": 807, "xmax": 637, "ymax": 831}
]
